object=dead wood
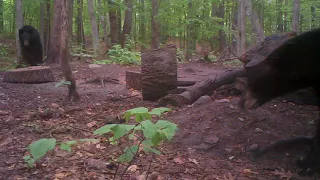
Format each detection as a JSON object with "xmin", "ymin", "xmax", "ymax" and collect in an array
[
  {"xmin": 157, "ymin": 68, "xmax": 247, "ymax": 107},
  {"xmin": 3, "ymin": 66, "xmax": 55, "ymax": 83}
]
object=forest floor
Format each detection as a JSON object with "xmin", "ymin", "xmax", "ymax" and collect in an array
[{"xmin": 0, "ymin": 60, "xmax": 319, "ymax": 180}]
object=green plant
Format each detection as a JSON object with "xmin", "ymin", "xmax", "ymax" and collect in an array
[
  {"xmin": 96, "ymin": 44, "xmax": 141, "ymax": 65},
  {"xmin": 23, "ymin": 107, "xmax": 178, "ymax": 169},
  {"xmin": 55, "ymin": 80, "xmax": 71, "ymax": 87},
  {"xmin": 0, "ymin": 44, "xmax": 9, "ymax": 57},
  {"xmin": 94, "ymin": 107, "xmax": 178, "ymax": 162},
  {"xmin": 176, "ymin": 48, "xmax": 186, "ymax": 62}
]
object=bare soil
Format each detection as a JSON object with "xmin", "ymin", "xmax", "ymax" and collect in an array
[{"xmin": 0, "ymin": 61, "xmax": 319, "ymax": 180}]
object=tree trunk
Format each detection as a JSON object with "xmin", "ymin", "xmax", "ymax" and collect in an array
[
  {"xmin": 44, "ymin": 0, "xmax": 51, "ymax": 56},
  {"xmin": 76, "ymin": 0, "xmax": 86, "ymax": 50},
  {"xmin": 186, "ymin": 0, "xmax": 193, "ymax": 60},
  {"xmin": 108, "ymin": 0, "xmax": 119, "ymax": 45},
  {"xmin": 218, "ymin": 0, "xmax": 226, "ymax": 52},
  {"xmin": 0, "ymin": 0, "xmax": 3, "ymax": 33},
  {"xmin": 276, "ymin": 0, "xmax": 283, "ymax": 33},
  {"xmin": 311, "ymin": 6, "xmax": 316, "ymax": 29},
  {"xmin": 3, "ymin": 66, "xmax": 55, "ymax": 83},
  {"xmin": 68, "ymin": 0, "xmax": 74, "ymax": 47},
  {"xmin": 98, "ymin": 0, "xmax": 109, "ymax": 47},
  {"xmin": 117, "ymin": 5, "xmax": 122, "ymax": 41},
  {"xmin": 157, "ymin": 69, "xmax": 247, "ymax": 107},
  {"xmin": 141, "ymin": 45, "xmax": 177, "ymax": 101},
  {"xmin": 121, "ymin": 0, "xmax": 133, "ymax": 48},
  {"xmin": 151, "ymin": 0, "xmax": 160, "ymax": 49},
  {"xmin": 46, "ymin": 0, "xmax": 62, "ymax": 64},
  {"xmin": 61, "ymin": 0, "xmax": 80, "ymax": 102},
  {"xmin": 244, "ymin": 0, "xmax": 265, "ymax": 43},
  {"xmin": 140, "ymin": 0, "xmax": 146, "ymax": 51},
  {"xmin": 87, "ymin": 0, "xmax": 100, "ymax": 56},
  {"xmin": 15, "ymin": 0, "xmax": 23, "ymax": 65},
  {"xmin": 39, "ymin": 1, "xmax": 45, "ymax": 52},
  {"xmin": 237, "ymin": 0, "xmax": 246, "ymax": 56},
  {"xmin": 292, "ymin": 0, "xmax": 300, "ymax": 32}
]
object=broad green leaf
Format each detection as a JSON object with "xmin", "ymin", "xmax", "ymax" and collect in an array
[
  {"xmin": 140, "ymin": 120, "xmax": 158, "ymax": 140},
  {"xmin": 156, "ymin": 120, "xmax": 179, "ymax": 140},
  {"xmin": 151, "ymin": 131, "xmax": 166, "ymax": 146},
  {"xmin": 60, "ymin": 143, "xmax": 72, "ymax": 152},
  {"xmin": 111, "ymin": 124, "xmax": 135, "ymax": 140},
  {"xmin": 118, "ymin": 145, "xmax": 139, "ymax": 163},
  {"xmin": 93, "ymin": 124, "xmax": 117, "ymax": 135},
  {"xmin": 143, "ymin": 146, "xmax": 161, "ymax": 154},
  {"xmin": 149, "ymin": 107, "xmax": 171, "ymax": 116},
  {"xmin": 27, "ymin": 138, "xmax": 56, "ymax": 161}
]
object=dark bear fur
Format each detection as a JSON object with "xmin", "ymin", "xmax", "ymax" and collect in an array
[
  {"xmin": 239, "ymin": 28, "xmax": 320, "ymax": 175},
  {"xmin": 18, "ymin": 25, "xmax": 43, "ymax": 66}
]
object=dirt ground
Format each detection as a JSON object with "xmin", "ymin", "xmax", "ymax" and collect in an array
[{"xmin": 0, "ymin": 61, "xmax": 319, "ymax": 180}]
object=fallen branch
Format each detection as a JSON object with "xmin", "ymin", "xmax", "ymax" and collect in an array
[{"xmin": 157, "ymin": 68, "xmax": 247, "ymax": 107}]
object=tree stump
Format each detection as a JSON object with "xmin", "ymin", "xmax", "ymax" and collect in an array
[
  {"xmin": 3, "ymin": 66, "xmax": 55, "ymax": 83},
  {"xmin": 141, "ymin": 45, "xmax": 177, "ymax": 101},
  {"xmin": 126, "ymin": 71, "xmax": 142, "ymax": 90}
]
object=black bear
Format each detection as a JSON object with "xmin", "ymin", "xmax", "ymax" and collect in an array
[
  {"xmin": 238, "ymin": 28, "xmax": 320, "ymax": 175},
  {"xmin": 18, "ymin": 25, "xmax": 43, "ymax": 66}
]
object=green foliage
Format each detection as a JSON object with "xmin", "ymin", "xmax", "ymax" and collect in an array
[
  {"xmin": 176, "ymin": 48, "xmax": 186, "ymax": 62},
  {"xmin": 23, "ymin": 107, "xmax": 178, "ymax": 168},
  {"xmin": 23, "ymin": 138, "xmax": 56, "ymax": 168},
  {"xmin": 94, "ymin": 107, "xmax": 178, "ymax": 163},
  {"xmin": 95, "ymin": 44, "xmax": 141, "ymax": 65}
]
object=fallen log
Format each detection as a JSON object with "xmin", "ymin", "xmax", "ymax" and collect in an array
[
  {"xmin": 3, "ymin": 66, "xmax": 55, "ymax": 83},
  {"xmin": 157, "ymin": 68, "xmax": 247, "ymax": 107}
]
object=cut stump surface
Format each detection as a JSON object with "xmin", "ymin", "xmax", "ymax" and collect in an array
[{"xmin": 3, "ymin": 66, "xmax": 55, "ymax": 84}]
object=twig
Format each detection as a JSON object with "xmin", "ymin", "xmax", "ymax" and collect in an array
[{"xmin": 145, "ymin": 154, "xmax": 155, "ymax": 180}]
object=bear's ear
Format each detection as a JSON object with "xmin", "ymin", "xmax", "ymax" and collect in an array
[{"xmin": 19, "ymin": 29, "xmax": 23, "ymax": 34}]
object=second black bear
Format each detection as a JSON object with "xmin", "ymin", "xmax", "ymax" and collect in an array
[
  {"xmin": 18, "ymin": 25, "xmax": 43, "ymax": 66},
  {"xmin": 238, "ymin": 28, "xmax": 320, "ymax": 175}
]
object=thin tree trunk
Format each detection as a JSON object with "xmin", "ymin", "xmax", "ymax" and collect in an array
[
  {"xmin": 276, "ymin": 0, "xmax": 283, "ymax": 32},
  {"xmin": 108, "ymin": 0, "xmax": 119, "ymax": 45},
  {"xmin": 292, "ymin": 0, "xmax": 300, "ymax": 32},
  {"xmin": 44, "ymin": 0, "xmax": 51, "ymax": 56},
  {"xmin": 98, "ymin": 0, "xmax": 109, "ymax": 46},
  {"xmin": 15, "ymin": 0, "xmax": 23, "ymax": 64},
  {"xmin": 46, "ymin": 0, "xmax": 62, "ymax": 64},
  {"xmin": 140, "ymin": 0, "xmax": 146, "ymax": 51},
  {"xmin": 117, "ymin": 5, "xmax": 122, "ymax": 41},
  {"xmin": 121, "ymin": 0, "xmax": 133, "ymax": 48},
  {"xmin": 39, "ymin": 1, "xmax": 45, "ymax": 51},
  {"xmin": 61, "ymin": 0, "xmax": 80, "ymax": 102},
  {"xmin": 218, "ymin": 0, "xmax": 226, "ymax": 52},
  {"xmin": 151, "ymin": 0, "xmax": 160, "ymax": 49},
  {"xmin": 244, "ymin": 0, "xmax": 264, "ymax": 43},
  {"xmin": 0, "ymin": 0, "xmax": 3, "ymax": 33},
  {"xmin": 87, "ymin": 0, "xmax": 100, "ymax": 56},
  {"xmin": 237, "ymin": 0, "xmax": 246, "ymax": 56}
]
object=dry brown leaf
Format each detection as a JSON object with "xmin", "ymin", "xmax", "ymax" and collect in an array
[
  {"xmin": 243, "ymin": 168, "xmax": 259, "ymax": 175},
  {"xmin": 86, "ymin": 121, "xmax": 97, "ymax": 128},
  {"xmin": 188, "ymin": 158, "xmax": 199, "ymax": 164},
  {"xmin": 173, "ymin": 157, "xmax": 185, "ymax": 164},
  {"xmin": 128, "ymin": 165, "xmax": 139, "ymax": 172}
]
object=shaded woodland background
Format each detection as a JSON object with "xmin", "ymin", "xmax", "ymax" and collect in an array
[{"xmin": 0, "ymin": 0, "xmax": 319, "ymax": 69}]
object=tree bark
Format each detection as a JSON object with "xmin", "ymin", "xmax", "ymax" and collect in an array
[
  {"xmin": 151, "ymin": 0, "xmax": 160, "ymax": 49},
  {"xmin": 276, "ymin": 0, "xmax": 284, "ymax": 33},
  {"xmin": 121, "ymin": 0, "xmax": 133, "ymax": 48},
  {"xmin": 218, "ymin": 0, "xmax": 226, "ymax": 52},
  {"xmin": 292, "ymin": 0, "xmax": 300, "ymax": 33},
  {"xmin": 46, "ymin": 0, "xmax": 62, "ymax": 64},
  {"xmin": 3, "ymin": 66, "xmax": 55, "ymax": 83},
  {"xmin": 61, "ymin": 0, "xmax": 80, "ymax": 102},
  {"xmin": 98, "ymin": 0, "xmax": 109, "ymax": 47},
  {"xmin": 108, "ymin": 0, "xmax": 119, "ymax": 45},
  {"xmin": 15, "ymin": 0, "xmax": 23, "ymax": 64},
  {"xmin": 87, "ymin": 0, "xmax": 100, "ymax": 56},
  {"xmin": 43, "ymin": 0, "xmax": 51, "ymax": 56},
  {"xmin": 141, "ymin": 45, "xmax": 177, "ymax": 101},
  {"xmin": 68, "ymin": 0, "xmax": 74, "ymax": 47},
  {"xmin": 244, "ymin": 0, "xmax": 265, "ymax": 43},
  {"xmin": 157, "ymin": 69, "xmax": 247, "ymax": 107},
  {"xmin": 237, "ymin": 0, "xmax": 246, "ymax": 56},
  {"xmin": 39, "ymin": 1, "xmax": 45, "ymax": 51},
  {"xmin": 0, "ymin": 0, "xmax": 4, "ymax": 33}
]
